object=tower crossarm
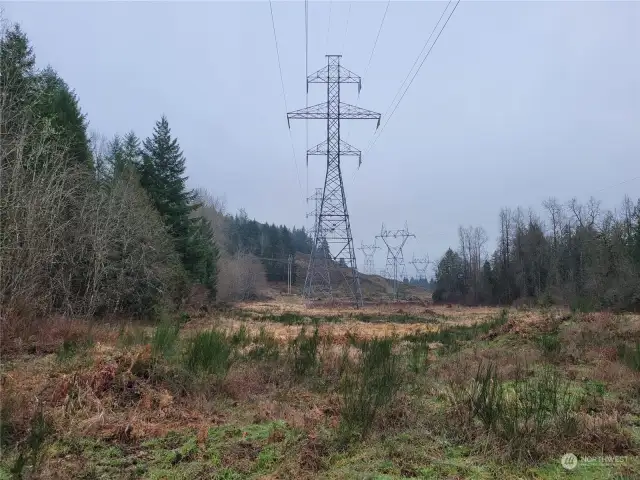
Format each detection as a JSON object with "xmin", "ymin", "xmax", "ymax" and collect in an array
[
  {"xmin": 308, "ymin": 139, "xmax": 362, "ymax": 167},
  {"xmin": 307, "ymin": 63, "xmax": 362, "ymax": 89},
  {"xmin": 287, "ymin": 103, "xmax": 381, "ymax": 127}
]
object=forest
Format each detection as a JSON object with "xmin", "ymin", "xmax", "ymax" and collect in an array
[
  {"xmin": 433, "ymin": 198, "xmax": 640, "ymax": 311},
  {"xmin": 0, "ymin": 22, "xmax": 312, "ymax": 319}
]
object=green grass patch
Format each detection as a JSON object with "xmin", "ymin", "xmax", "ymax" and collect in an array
[{"xmin": 403, "ymin": 309, "xmax": 509, "ymax": 353}]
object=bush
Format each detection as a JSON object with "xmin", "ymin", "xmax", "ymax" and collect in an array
[
  {"xmin": 339, "ymin": 337, "xmax": 402, "ymax": 441},
  {"xmin": 617, "ymin": 341, "xmax": 640, "ymax": 371},
  {"xmin": 537, "ymin": 331, "xmax": 561, "ymax": 358},
  {"xmin": 288, "ymin": 326, "xmax": 320, "ymax": 377},
  {"xmin": 184, "ymin": 330, "xmax": 233, "ymax": 379},
  {"xmin": 453, "ymin": 361, "xmax": 577, "ymax": 459},
  {"xmin": 151, "ymin": 316, "xmax": 180, "ymax": 360}
]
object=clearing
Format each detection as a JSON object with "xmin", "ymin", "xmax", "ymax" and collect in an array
[{"xmin": 2, "ymin": 300, "xmax": 640, "ymax": 479}]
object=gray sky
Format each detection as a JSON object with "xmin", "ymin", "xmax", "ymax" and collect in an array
[{"xmin": 5, "ymin": 1, "xmax": 639, "ymax": 275}]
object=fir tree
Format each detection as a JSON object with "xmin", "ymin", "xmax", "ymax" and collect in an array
[
  {"xmin": 36, "ymin": 67, "xmax": 92, "ymax": 168},
  {"xmin": 139, "ymin": 115, "xmax": 218, "ymax": 294},
  {"xmin": 0, "ymin": 24, "xmax": 36, "ymax": 133}
]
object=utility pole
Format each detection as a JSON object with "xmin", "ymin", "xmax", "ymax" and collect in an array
[
  {"xmin": 288, "ymin": 55, "xmax": 380, "ymax": 307},
  {"xmin": 287, "ymin": 254, "xmax": 293, "ymax": 294},
  {"xmin": 358, "ymin": 241, "xmax": 380, "ymax": 275},
  {"xmin": 410, "ymin": 255, "xmax": 430, "ymax": 284},
  {"xmin": 377, "ymin": 223, "xmax": 415, "ymax": 300}
]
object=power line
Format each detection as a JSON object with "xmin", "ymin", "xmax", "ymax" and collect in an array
[
  {"xmin": 362, "ymin": 0, "xmax": 391, "ymax": 82},
  {"xmin": 268, "ymin": 0, "xmax": 303, "ymax": 194},
  {"xmin": 341, "ymin": 2, "xmax": 353, "ymax": 55},
  {"xmin": 593, "ymin": 175, "xmax": 640, "ymax": 195},
  {"xmin": 347, "ymin": 0, "xmax": 391, "ymax": 179},
  {"xmin": 305, "ymin": 0, "xmax": 309, "ymax": 200},
  {"xmin": 326, "ymin": 0, "xmax": 333, "ymax": 53},
  {"xmin": 366, "ymin": 0, "xmax": 460, "ymax": 154}
]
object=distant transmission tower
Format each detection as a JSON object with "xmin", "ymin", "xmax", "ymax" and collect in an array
[
  {"xmin": 288, "ymin": 55, "xmax": 381, "ymax": 307},
  {"xmin": 358, "ymin": 241, "xmax": 380, "ymax": 275},
  {"xmin": 410, "ymin": 255, "xmax": 430, "ymax": 281},
  {"xmin": 377, "ymin": 223, "xmax": 415, "ymax": 300},
  {"xmin": 306, "ymin": 188, "xmax": 323, "ymax": 239}
]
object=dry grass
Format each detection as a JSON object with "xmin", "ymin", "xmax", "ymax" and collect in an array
[{"xmin": 2, "ymin": 304, "xmax": 640, "ymax": 479}]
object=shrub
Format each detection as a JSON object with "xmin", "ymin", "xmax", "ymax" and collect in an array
[
  {"xmin": 56, "ymin": 336, "xmax": 94, "ymax": 362},
  {"xmin": 10, "ymin": 406, "xmax": 51, "ymax": 478},
  {"xmin": 151, "ymin": 316, "xmax": 180, "ymax": 360},
  {"xmin": 339, "ymin": 337, "xmax": 402, "ymax": 441},
  {"xmin": 452, "ymin": 361, "xmax": 577, "ymax": 459},
  {"xmin": 537, "ymin": 331, "xmax": 561, "ymax": 358},
  {"xmin": 184, "ymin": 330, "xmax": 233, "ymax": 379},
  {"xmin": 289, "ymin": 327, "xmax": 320, "ymax": 377},
  {"xmin": 617, "ymin": 341, "xmax": 640, "ymax": 371}
]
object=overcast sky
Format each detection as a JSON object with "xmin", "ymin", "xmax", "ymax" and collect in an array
[{"xmin": 4, "ymin": 0, "xmax": 639, "ymax": 275}]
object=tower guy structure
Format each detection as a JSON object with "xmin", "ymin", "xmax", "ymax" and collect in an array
[
  {"xmin": 410, "ymin": 255, "xmax": 430, "ymax": 281},
  {"xmin": 377, "ymin": 223, "xmax": 415, "ymax": 300},
  {"xmin": 288, "ymin": 55, "xmax": 381, "ymax": 307},
  {"xmin": 358, "ymin": 241, "xmax": 380, "ymax": 276}
]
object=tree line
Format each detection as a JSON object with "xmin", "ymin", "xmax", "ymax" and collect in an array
[
  {"xmin": 0, "ymin": 20, "xmax": 312, "ymax": 317},
  {"xmin": 433, "ymin": 197, "xmax": 640, "ymax": 311}
]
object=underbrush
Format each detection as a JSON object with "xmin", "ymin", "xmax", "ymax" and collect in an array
[
  {"xmin": 338, "ymin": 337, "xmax": 403, "ymax": 443},
  {"xmin": 2, "ymin": 308, "xmax": 640, "ymax": 479},
  {"xmin": 449, "ymin": 362, "xmax": 578, "ymax": 460}
]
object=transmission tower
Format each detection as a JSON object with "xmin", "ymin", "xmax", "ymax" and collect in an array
[
  {"xmin": 288, "ymin": 55, "xmax": 381, "ymax": 307},
  {"xmin": 306, "ymin": 187, "xmax": 323, "ymax": 239},
  {"xmin": 376, "ymin": 222, "xmax": 415, "ymax": 300},
  {"xmin": 410, "ymin": 255, "xmax": 430, "ymax": 281},
  {"xmin": 358, "ymin": 241, "xmax": 380, "ymax": 275}
]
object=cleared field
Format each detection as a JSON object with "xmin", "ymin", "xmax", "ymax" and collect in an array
[{"xmin": 2, "ymin": 303, "xmax": 640, "ymax": 479}]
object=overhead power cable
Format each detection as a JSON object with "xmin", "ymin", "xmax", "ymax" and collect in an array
[
  {"xmin": 305, "ymin": 0, "xmax": 309, "ymax": 200},
  {"xmin": 341, "ymin": 2, "xmax": 353, "ymax": 55},
  {"xmin": 269, "ymin": 0, "xmax": 303, "ymax": 195},
  {"xmin": 346, "ymin": 0, "xmax": 391, "ymax": 151},
  {"xmin": 366, "ymin": 0, "xmax": 461, "ymax": 154}
]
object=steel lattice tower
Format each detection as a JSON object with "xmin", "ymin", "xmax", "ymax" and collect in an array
[
  {"xmin": 306, "ymin": 188, "xmax": 323, "ymax": 240},
  {"xmin": 377, "ymin": 223, "xmax": 415, "ymax": 300},
  {"xmin": 358, "ymin": 241, "xmax": 380, "ymax": 275},
  {"xmin": 410, "ymin": 255, "xmax": 430, "ymax": 280},
  {"xmin": 288, "ymin": 55, "xmax": 380, "ymax": 307}
]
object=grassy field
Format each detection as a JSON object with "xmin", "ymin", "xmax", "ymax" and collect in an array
[{"xmin": 2, "ymin": 301, "xmax": 640, "ymax": 479}]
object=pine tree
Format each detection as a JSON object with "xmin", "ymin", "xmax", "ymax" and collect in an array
[
  {"xmin": 36, "ymin": 67, "xmax": 92, "ymax": 169},
  {"xmin": 0, "ymin": 24, "xmax": 36, "ymax": 136},
  {"xmin": 139, "ymin": 115, "xmax": 218, "ymax": 294},
  {"xmin": 122, "ymin": 131, "xmax": 141, "ymax": 166}
]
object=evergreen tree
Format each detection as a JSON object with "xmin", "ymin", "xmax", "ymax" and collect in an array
[
  {"xmin": 36, "ymin": 67, "xmax": 92, "ymax": 169},
  {"xmin": 122, "ymin": 131, "xmax": 141, "ymax": 166},
  {"xmin": 139, "ymin": 115, "xmax": 217, "ymax": 293},
  {"xmin": 0, "ymin": 24, "xmax": 36, "ymax": 138}
]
